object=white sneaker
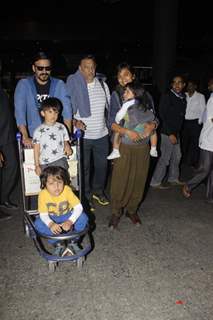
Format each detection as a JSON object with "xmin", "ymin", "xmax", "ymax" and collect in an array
[
  {"xmin": 107, "ymin": 149, "xmax": 121, "ymax": 160},
  {"xmin": 150, "ymin": 147, "xmax": 158, "ymax": 157}
]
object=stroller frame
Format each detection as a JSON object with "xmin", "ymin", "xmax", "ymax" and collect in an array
[{"xmin": 17, "ymin": 130, "xmax": 91, "ymax": 272}]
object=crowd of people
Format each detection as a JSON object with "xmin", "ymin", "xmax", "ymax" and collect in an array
[{"xmin": 1, "ymin": 51, "xmax": 212, "ymax": 251}]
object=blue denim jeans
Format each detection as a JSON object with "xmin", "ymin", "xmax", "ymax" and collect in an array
[{"xmin": 34, "ymin": 211, "xmax": 88, "ymax": 243}]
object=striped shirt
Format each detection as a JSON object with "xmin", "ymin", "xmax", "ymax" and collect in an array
[{"xmin": 75, "ymin": 78, "xmax": 110, "ymax": 139}]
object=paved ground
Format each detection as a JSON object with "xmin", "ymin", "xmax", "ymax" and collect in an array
[{"xmin": 1, "ymin": 165, "xmax": 213, "ymax": 320}]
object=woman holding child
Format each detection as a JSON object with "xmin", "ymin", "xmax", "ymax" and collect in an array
[{"xmin": 109, "ymin": 80, "xmax": 158, "ymax": 230}]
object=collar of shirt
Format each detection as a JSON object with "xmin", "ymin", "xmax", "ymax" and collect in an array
[{"xmin": 171, "ymin": 89, "xmax": 185, "ymax": 99}]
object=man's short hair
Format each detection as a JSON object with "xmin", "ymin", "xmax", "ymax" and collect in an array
[
  {"xmin": 32, "ymin": 51, "xmax": 52, "ymax": 65},
  {"xmin": 80, "ymin": 54, "xmax": 96, "ymax": 64}
]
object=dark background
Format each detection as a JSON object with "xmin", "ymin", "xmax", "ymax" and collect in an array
[{"xmin": 0, "ymin": 0, "xmax": 212, "ymax": 94}]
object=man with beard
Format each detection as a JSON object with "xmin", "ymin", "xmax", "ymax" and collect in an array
[{"xmin": 14, "ymin": 51, "xmax": 72, "ymax": 147}]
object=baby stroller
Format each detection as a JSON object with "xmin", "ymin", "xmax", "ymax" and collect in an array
[{"xmin": 17, "ymin": 129, "xmax": 91, "ymax": 272}]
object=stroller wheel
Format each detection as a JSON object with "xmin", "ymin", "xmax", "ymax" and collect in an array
[
  {"xmin": 76, "ymin": 256, "xmax": 85, "ymax": 269},
  {"xmin": 48, "ymin": 261, "xmax": 57, "ymax": 272}
]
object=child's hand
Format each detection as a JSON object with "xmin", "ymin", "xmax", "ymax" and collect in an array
[
  {"xmin": 60, "ymin": 220, "xmax": 73, "ymax": 232},
  {"xmin": 64, "ymin": 142, "xmax": 73, "ymax": 156},
  {"xmin": 49, "ymin": 222, "xmax": 62, "ymax": 234},
  {"xmin": 35, "ymin": 165, "xmax": 42, "ymax": 176}
]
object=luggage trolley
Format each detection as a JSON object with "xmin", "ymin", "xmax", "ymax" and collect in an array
[{"xmin": 17, "ymin": 130, "xmax": 91, "ymax": 272}]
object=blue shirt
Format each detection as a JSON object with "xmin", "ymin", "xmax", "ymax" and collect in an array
[{"xmin": 14, "ymin": 76, "xmax": 72, "ymax": 137}]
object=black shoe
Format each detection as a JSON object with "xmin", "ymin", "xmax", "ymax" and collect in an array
[
  {"xmin": 0, "ymin": 210, "xmax": 12, "ymax": 220},
  {"xmin": 93, "ymin": 193, "xmax": 109, "ymax": 206},
  {"xmin": 0, "ymin": 201, "xmax": 18, "ymax": 210}
]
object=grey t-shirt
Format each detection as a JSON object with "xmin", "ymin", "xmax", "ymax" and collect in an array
[{"xmin": 121, "ymin": 104, "xmax": 156, "ymax": 145}]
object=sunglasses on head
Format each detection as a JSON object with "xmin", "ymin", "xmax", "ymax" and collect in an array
[{"xmin": 35, "ymin": 65, "xmax": 52, "ymax": 71}]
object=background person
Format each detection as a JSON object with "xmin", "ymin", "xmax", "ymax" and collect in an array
[
  {"xmin": 150, "ymin": 75, "xmax": 186, "ymax": 189},
  {"xmin": 182, "ymin": 80, "xmax": 213, "ymax": 203},
  {"xmin": 181, "ymin": 79, "xmax": 206, "ymax": 168},
  {"xmin": 0, "ymin": 86, "xmax": 19, "ymax": 218}
]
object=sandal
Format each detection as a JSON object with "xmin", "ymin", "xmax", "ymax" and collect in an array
[{"xmin": 182, "ymin": 184, "xmax": 191, "ymax": 198}]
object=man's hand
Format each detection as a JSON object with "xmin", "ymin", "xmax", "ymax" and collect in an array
[
  {"xmin": 60, "ymin": 220, "xmax": 73, "ymax": 232},
  {"xmin": 22, "ymin": 137, "xmax": 33, "ymax": 148},
  {"xmin": 18, "ymin": 125, "xmax": 33, "ymax": 148},
  {"xmin": 169, "ymin": 134, "xmax": 177, "ymax": 145},
  {"xmin": 73, "ymin": 119, "xmax": 86, "ymax": 130}
]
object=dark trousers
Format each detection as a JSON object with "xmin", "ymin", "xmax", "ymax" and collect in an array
[
  {"xmin": 0, "ymin": 142, "xmax": 19, "ymax": 203},
  {"xmin": 182, "ymin": 119, "xmax": 202, "ymax": 167},
  {"xmin": 187, "ymin": 149, "xmax": 213, "ymax": 201},
  {"xmin": 82, "ymin": 135, "xmax": 109, "ymax": 199}
]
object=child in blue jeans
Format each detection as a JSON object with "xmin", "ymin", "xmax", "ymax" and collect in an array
[{"xmin": 35, "ymin": 166, "xmax": 88, "ymax": 256}]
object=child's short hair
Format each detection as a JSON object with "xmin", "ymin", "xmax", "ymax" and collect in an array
[
  {"xmin": 40, "ymin": 97, "xmax": 62, "ymax": 113},
  {"xmin": 40, "ymin": 166, "xmax": 70, "ymax": 189}
]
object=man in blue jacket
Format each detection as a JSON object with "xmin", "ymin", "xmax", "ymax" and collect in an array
[{"xmin": 14, "ymin": 51, "xmax": 72, "ymax": 147}]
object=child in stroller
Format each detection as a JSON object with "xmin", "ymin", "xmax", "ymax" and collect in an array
[{"xmin": 34, "ymin": 166, "xmax": 88, "ymax": 256}]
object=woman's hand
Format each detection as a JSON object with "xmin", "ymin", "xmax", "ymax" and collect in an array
[{"xmin": 126, "ymin": 129, "xmax": 142, "ymax": 142}]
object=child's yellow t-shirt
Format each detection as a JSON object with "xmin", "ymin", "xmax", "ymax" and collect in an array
[{"xmin": 38, "ymin": 185, "xmax": 80, "ymax": 216}]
